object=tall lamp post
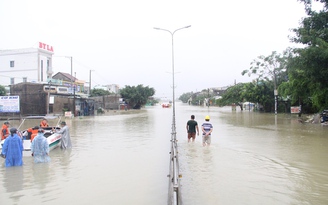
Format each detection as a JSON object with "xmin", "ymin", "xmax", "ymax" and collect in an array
[
  {"xmin": 89, "ymin": 70, "xmax": 95, "ymax": 95},
  {"xmin": 154, "ymin": 26, "xmax": 190, "ymax": 205},
  {"xmin": 154, "ymin": 25, "xmax": 191, "ymax": 126}
]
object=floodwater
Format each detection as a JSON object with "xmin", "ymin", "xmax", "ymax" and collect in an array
[{"xmin": 1, "ymin": 102, "xmax": 328, "ymax": 205}]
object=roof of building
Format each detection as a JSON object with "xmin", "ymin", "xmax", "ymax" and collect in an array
[{"xmin": 52, "ymin": 72, "xmax": 77, "ymax": 82}]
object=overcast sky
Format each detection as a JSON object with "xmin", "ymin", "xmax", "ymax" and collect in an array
[{"xmin": 0, "ymin": 0, "xmax": 308, "ymax": 99}]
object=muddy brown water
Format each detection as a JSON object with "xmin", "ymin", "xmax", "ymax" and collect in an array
[{"xmin": 1, "ymin": 103, "xmax": 328, "ymax": 205}]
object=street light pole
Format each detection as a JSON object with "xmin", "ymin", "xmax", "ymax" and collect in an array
[
  {"xmin": 89, "ymin": 70, "xmax": 95, "ymax": 96},
  {"xmin": 154, "ymin": 25, "xmax": 191, "ymax": 126},
  {"xmin": 154, "ymin": 26, "xmax": 190, "ymax": 205},
  {"xmin": 70, "ymin": 56, "xmax": 73, "ymax": 79}
]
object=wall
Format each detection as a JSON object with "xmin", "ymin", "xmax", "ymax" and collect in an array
[
  {"xmin": 90, "ymin": 95, "xmax": 121, "ymax": 110},
  {"xmin": 10, "ymin": 82, "xmax": 74, "ymax": 116},
  {"xmin": 10, "ymin": 82, "xmax": 46, "ymax": 115},
  {"xmin": 53, "ymin": 95, "xmax": 73, "ymax": 115}
]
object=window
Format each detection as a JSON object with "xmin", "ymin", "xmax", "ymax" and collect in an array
[
  {"xmin": 10, "ymin": 78, "xmax": 14, "ymax": 85},
  {"xmin": 10, "ymin": 61, "xmax": 14, "ymax": 67},
  {"xmin": 23, "ymin": 77, "xmax": 27, "ymax": 82}
]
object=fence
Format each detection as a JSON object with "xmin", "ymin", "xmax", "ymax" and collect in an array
[{"xmin": 167, "ymin": 116, "xmax": 182, "ymax": 205}]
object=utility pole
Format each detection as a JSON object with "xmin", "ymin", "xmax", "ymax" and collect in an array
[
  {"xmin": 68, "ymin": 56, "xmax": 75, "ymax": 116},
  {"xmin": 47, "ymin": 81, "xmax": 51, "ymax": 115}
]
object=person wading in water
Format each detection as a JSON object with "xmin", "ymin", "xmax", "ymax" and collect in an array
[{"xmin": 186, "ymin": 115, "xmax": 199, "ymax": 142}]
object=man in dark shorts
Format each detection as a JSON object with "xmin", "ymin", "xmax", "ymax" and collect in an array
[{"xmin": 186, "ymin": 115, "xmax": 199, "ymax": 142}]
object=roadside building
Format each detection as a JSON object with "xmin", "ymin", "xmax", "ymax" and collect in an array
[
  {"xmin": 52, "ymin": 72, "xmax": 88, "ymax": 116},
  {"xmin": 0, "ymin": 42, "xmax": 54, "ymax": 86},
  {"xmin": 9, "ymin": 82, "xmax": 72, "ymax": 115},
  {"xmin": 0, "ymin": 43, "xmax": 119, "ymax": 116},
  {"xmin": 9, "ymin": 82, "xmax": 96, "ymax": 116},
  {"xmin": 52, "ymin": 72, "xmax": 86, "ymax": 95},
  {"xmin": 93, "ymin": 84, "xmax": 120, "ymax": 94}
]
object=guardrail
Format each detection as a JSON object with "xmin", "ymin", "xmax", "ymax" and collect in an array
[{"xmin": 167, "ymin": 118, "xmax": 182, "ymax": 205}]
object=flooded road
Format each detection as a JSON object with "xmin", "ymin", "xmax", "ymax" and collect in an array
[{"xmin": 1, "ymin": 102, "xmax": 328, "ymax": 205}]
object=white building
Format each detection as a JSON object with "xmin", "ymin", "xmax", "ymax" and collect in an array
[
  {"xmin": 93, "ymin": 84, "xmax": 120, "ymax": 93},
  {"xmin": 0, "ymin": 42, "xmax": 54, "ymax": 86},
  {"xmin": 108, "ymin": 84, "xmax": 119, "ymax": 93}
]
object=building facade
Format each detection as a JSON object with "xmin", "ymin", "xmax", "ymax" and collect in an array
[
  {"xmin": 93, "ymin": 84, "xmax": 119, "ymax": 94},
  {"xmin": 52, "ymin": 72, "xmax": 86, "ymax": 96},
  {"xmin": 9, "ymin": 82, "xmax": 96, "ymax": 116},
  {"xmin": 0, "ymin": 42, "xmax": 54, "ymax": 86},
  {"xmin": 0, "ymin": 43, "xmax": 120, "ymax": 116}
]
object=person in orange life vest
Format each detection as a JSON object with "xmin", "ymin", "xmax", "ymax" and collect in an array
[
  {"xmin": 40, "ymin": 119, "xmax": 49, "ymax": 128},
  {"xmin": 1, "ymin": 121, "xmax": 10, "ymax": 140},
  {"xmin": 25, "ymin": 126, "xmax": 39, "ymax": 141}
]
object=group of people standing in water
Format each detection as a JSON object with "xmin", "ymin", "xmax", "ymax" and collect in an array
[
  {"xmin": 1, "ymin": 119, "xmax": 72, "ymax": 167},
  {"xmin": 186, "ymin": 114, "xmax": 213, "ymax": 146}
]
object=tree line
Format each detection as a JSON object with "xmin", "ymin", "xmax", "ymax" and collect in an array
[
  {"xmin": 82, "ymin": 85, "xmax": 156, "ymax": 109},
  {"xmin": 180, "ymin": 0, "xmax": 328, "ymax": 114}
]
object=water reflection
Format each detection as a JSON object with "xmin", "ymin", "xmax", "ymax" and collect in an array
[
  {"xmin": 32, "ymin": 164, "xmax": 48, "ymax": 187},
  {"xmin": 3, "ymin": 166, "xmax": 24, "ymax": 193}
]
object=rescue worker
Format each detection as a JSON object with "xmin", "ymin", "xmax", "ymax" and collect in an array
[
  {"xmin": 31, "ymin": 128, "xmax": 50, "ymax": 163},
  {"xmin": 53, "ymin": 121, "xmax": 72, "ymax": 149},
  {"xmin": 40, "ymin": 119, "xmax": 49, "ymax": 128},
  {"xmin": 1, "ymin": 127, "xmax": 23, "ymax": 167},
  {"xmin": 1, "ymin": 121, "xmax": 10, "ymax": 140},
  {"xmin": 24, "ymin": 126, "xmax": 39, "ymax": 141}
]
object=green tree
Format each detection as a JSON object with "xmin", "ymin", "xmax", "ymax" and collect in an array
[
  {"xmin": 242, "ymin": 50, "xmax": 289, "ymax": 113},
  {"xmin": 0, "ymin": 85, "xmax": 6, "ymax": 96},
  {"xmin": 216, "ymin": 83, "xmax": 246, "ymax": 110},
  {"xmin": 282, "ymin": 0, "xmax": 328, "ymax": 112},
  {"xmin": 278, "ymin": 49, "xmax": 316, "ymax": 111},
  {"xmin": 242, "ymin": 51, "xmax": 289, "ymax": 90},
  {"xmin": 119, "ymin": 85, "xmax": 155, "ymax": 109},
  {"xmin": 90, "ymin": 88, "xmax": 111, "ymax": 97},
  {"xmin": 245, "ymin": 80, "xmax": 275, "ymax": 112},
  {"xmin": 182, "ymin": 89, "xmax": 215, "ymax": 106},
  {"xmin": 146, "ymin": 97, "xmax": 159, "ymax": 106},
  {"xmin": 217, "ymin": 81, "xmax": 274, "ymax": 112},
  {"xmin": 191, "ymin": 94, "xmax": 204, "ymax": 106},
  {"xmin": 179, "ymin": 92, "xmax": 193, "ymax": 103}
]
